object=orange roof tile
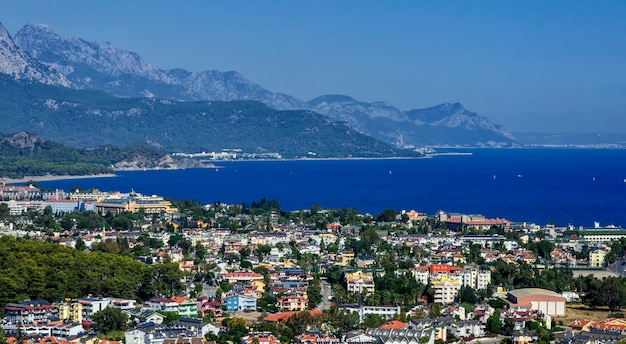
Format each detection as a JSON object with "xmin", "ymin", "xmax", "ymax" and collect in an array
[{"xmin": 380, "ymin": 320, "xmax": 407, "ymax": 329}]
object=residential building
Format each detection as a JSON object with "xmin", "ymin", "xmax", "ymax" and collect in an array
[
  {"xmin": 340, "ymin": 305, "xmax": 401, "ymax": 323},
  {"xmin": 296, "ymin": 330, "xmax": 339, "ymax": 344},
  {"xmin": 125, "ymin": 318, "xmax": 218, "ymax": 344},
  {"xmin": 277, "ymin": 295, "xmax": 308, "ymax": 311},
  {"xmin": 146, "ymin": 298, "xmax": 179, "ymax": 313},
  {"xmin": 222, "ymin": 294, "xmax": 257, "ymax": 312},
  {"xmin": 124, "ymin": 308, "xmax": 165, "ymax": 325},
  {"xmin": 339, "ymin": 250, "xmax": 355, "ymax": 266},
  {"xmin": 77, "ymin": 297, "xmax": 113, "ymax": 321},
  {"xmin": 241, "ymin": 332, "xmax": 281, "ymax": 344},
  {"xmin": 431, "ymin": 276, "xmax": 461, "ymax": 304},
  {"xmin": 219, "ymin": 271, "xmax": 264, "ymax": 284},
  {"xmin": 445, "ymin": 320, "xmax": 486, "ymax": 339},
  {"xmin": 2, "ymin": 200, "xmax": 45, "ymax": 215},
  {"xmin": 365, "ymin": 328, "xmax": 435, "ymax": 344},
  {"xmin": 4, "ymin": 300, "xmax": 58, "ymax": 324},
  {"xmin": 198, "ymin": 297, "xmax": 222, "ymax": 318},
  {"xmin": 341, "ymin": 331, "xmax": 377, "ymax": 344},
  {"xmin": 345, "ymin": 271, "xmax": 375, "ymax": 295},
  {"xmin": 578, "ymin": 229, "xmax": 626, "ymax": 244},
  {"xmin": 356, "ymin": 255, "xmax": 375, "ymax": 268},
  {"xmin": 56, "ymin": 300, "xmax": 83, "ymax": 323},
  {"xmin": 449, "ymin": 267, "xmax": 491, "ymax": 290},
  {"xmin": 589, "ymin": 249, "xmax": 607, "ymax": 268},
  {"xmin": 172, "ymin": 297, "xmax": 199, "ymax": 318}
]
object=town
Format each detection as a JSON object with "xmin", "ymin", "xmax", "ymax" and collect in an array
[{"xmin": 1, "ymin": 183, "xmax": 626, "ymax": 344}]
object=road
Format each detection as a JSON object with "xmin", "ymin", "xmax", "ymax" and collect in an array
[
  {"xmin": 318, "ymin": 277, "xmax": 332, "ymax": 310},
  {"xmin": 606, "ymin": 258, "xmax": 626, "ymax": 277},
  {"xmin": 202, "ymin": 284, "xmax": 217, "ymax": 298}
]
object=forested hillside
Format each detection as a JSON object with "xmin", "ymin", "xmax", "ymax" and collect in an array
[
  {"xmin": 0, "ymin": 132, "xmax": 168, "ymax": 178},
  {"xmin": 0, "ymin": 74, "xmax": 415, "ymax": 158},
  {"xmin": 0, "ymin": 236, "xmax": 183, "ymax": 308}
]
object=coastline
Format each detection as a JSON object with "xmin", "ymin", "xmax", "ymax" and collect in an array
[
  {"xmin": 1, "ymin": 173, "xmax": 117, "ymax": 184},
  {"xmin": 0, "ymin": 154, "xmax": 471, "ymax": 184}
]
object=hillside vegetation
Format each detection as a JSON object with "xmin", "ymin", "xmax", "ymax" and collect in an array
[
  {"xmin": 0, "ymin": 75, "xmax": 416, "ymax": 158},
  {"xmin": 0, "ymin": 236, "xmax": 184, "ymax": 308},
  {"xmin": 0, "ymin": 132, "xmax": 166, "ymax": 178}
]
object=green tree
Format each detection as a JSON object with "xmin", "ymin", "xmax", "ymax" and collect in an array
[
  {"xmin": 429, "ymin": 303, "xmax": 442, "ymax": 318},
  {"xmin": 601, "ymin": 277, "xmax": 626, "ymax": 311},
  {"xmin": 307, "ymin": 278, "xmax": 323, "ymax": 309},
  {"xmin": 92, "ymin": 239, "xmax": 121, "ymax": 254},
  {"xmin": 92, "ymin": 307, "xmax": 129, "ymax": 333},
  {"xmin": 0, "ymin": 203, "xmax": 10, "ymax": 218},
  {"xmin": 458, "ymin": 286, "xmax": 478, "ymax": 304},
  {"xmin": 0, "ymin": 326, "xmax": 9, "ymax": 344},
  {"xmin": 376, "ymin": 209, "xmax": 398, "ymax": 222},
  {"xmin": 75, "ymin": 237, "xmax": 87, "ymax": 251},
  {"xmin": 363, "ymin": 314, "xmax": 385, "ymax": 328},
  {"xmin": 486, "ymin": 313, "xmax": 502, "ymax": 334}
]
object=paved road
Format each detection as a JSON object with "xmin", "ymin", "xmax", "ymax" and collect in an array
[
  {"xmin": 318, "ymin": 278, "xmax": 332, "ymax": 310},
  {"xmin": 202, "ymin": 284, "xmax": 217, "ymax": 298},
  {"xmin": 606, "ymin": 258, "xmax": 626, "ymax": 277}
]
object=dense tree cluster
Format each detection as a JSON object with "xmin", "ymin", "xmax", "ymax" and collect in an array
[{"xmin": 0, "ymin": 236, "xmax": 184, "ymax": 309}]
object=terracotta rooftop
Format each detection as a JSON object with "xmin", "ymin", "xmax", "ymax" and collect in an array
[{"xmin": 380, "ymin": 320, "xmax": 407, "ymax": 329}]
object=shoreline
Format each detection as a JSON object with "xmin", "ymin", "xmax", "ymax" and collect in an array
[
  {"xmin": 1, "ymin": 173, "xmax": 117, "ymax": 184},
  {"xmin": 0, "ymin": 154, "xmax": 472, "ymax": 184}
]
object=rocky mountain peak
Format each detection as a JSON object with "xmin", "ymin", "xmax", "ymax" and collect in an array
[
  {"xmin": 0, "ymin": 22, "xmax": 70, "ymax": 86},
  {"xmin": 0, "ymin": 22, "xmax": 11, "ymax": 41},
  {"xmin": 15, "ymin": 23, "xmax": 162, "ymax": 79}
]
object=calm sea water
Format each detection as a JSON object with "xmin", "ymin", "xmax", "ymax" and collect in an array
[{"xmin": 36, "ymin": 149, "xmax": 626, "ymax": 227}]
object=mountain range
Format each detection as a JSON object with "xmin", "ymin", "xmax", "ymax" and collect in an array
[{"xmin": 0, "ymin": 22, "xmax": 516, "ymax": 152}]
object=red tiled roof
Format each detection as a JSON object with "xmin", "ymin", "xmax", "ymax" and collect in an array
[{"xmin": 380, "ymin": 320, "xmax": 407, "ymax": 329}]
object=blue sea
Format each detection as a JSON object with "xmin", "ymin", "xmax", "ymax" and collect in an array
[{"xmin": 36, "ymin": 149, "xmax": 626, "ymax": 227}]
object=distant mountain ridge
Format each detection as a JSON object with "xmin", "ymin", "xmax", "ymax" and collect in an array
[
  {"xmin": 13, "ymin": 23, "xmax": 306, "ymax": 110},
  {"xmin": 2, "ymin": 22, "xmax": 515, "ymax": 148},
  {"xmin": 0, "ymin": 73, "xmax": 411, "ymax": 158},
  {"xmin": 309, "ymin": 97, "xmax": 515, "ymax": 148}
]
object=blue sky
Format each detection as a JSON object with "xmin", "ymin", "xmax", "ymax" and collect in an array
[{"xmin": 3, "ymin": 1, "xmax": 626, "ymax": 133}]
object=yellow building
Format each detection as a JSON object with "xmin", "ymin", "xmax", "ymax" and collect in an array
[
  {"xmin": 251, "ymin": 280, "xmax": 266, "ymax": 292},
  {"xmin": 345, "ymin": 271, "xmax": 375, "ymax": 295},
  {"xmin": 318, "ymin": 233, "xmax": 337, "ymax": 243},
  {"xmin": 339, "ymin": 250, "xmax": 355, "ymax": 266},
  {"xmin": 282, "ymin": 260, "xmax": 297, "ymax": 268},
  {"xmin": 431, "ymin": 276, "xmax": 461, "ymax": 304},
  {"xmin": 589, "ymin": 249, "xmax": 607, "ymax": 268},
  {"xmin": 69, "ymin": 190, "xmax": 123, "ymax": 201},
  {"xmin": 55, "ymin": 300, "xmax": 83, "ymax": 323}
]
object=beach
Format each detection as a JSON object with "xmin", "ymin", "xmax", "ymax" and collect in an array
[{"xmin": 1, "ymin": 173, "xmax": 117, "ymax": 185}]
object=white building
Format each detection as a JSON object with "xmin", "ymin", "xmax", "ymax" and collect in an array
[{"xmin": 340, "ymin": 305, "xmax": 401, "ymax": 323}]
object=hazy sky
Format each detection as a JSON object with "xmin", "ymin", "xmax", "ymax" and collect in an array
[{"xmin": 3, "ymin": 1, "xmax": 626, "ymax": 133}]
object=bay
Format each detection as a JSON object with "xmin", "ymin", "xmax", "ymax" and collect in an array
[{"xmin": 37, "ymin": 149, "xmax": 626, "ymax": 227}]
